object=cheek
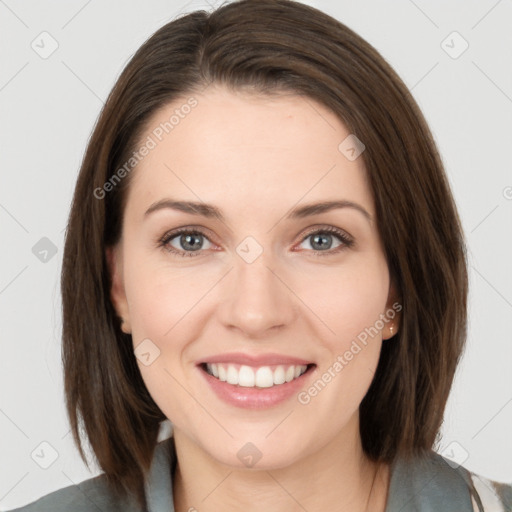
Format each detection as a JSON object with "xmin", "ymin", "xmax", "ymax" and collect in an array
[
  {"xmin": 301, "ymin": 256, "xmax": 390, "ymax": 346},
  {"xmin": 123, "ymin": 262, "xmax": 204, "ymax": 423},
  {"xmin": 124, "ymin": 256, "xmax": 207, "ymax": 339},
  {"xmin": 296, "ymin": 258, "xmax": 389, "ymax": 407}
]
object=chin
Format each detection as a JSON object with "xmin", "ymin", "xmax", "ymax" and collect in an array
[{"xmin": 199, "ymin": 433, "xmax": 308, "ymax": 471}]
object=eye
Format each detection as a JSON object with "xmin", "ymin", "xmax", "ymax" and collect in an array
[
  {"xmin": 158, "ymin": 225, "xmax": 354, "ymax": 258},
  {"xmin": 296, "ymin": 226, "xmax": 354, "ymax": 256},
  {"xmin": 158, "ymin": 228, "xmax": 214, "ymax": 257}
]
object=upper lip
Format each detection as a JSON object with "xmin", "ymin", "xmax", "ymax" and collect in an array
[{"xmin": 198, "ymin": 352, "xmax": 314, "ymax": 367}]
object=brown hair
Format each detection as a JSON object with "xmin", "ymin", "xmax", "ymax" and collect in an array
[{"xmin": 61, "ymin": 0, "xmax": 468, "ymax": 508}]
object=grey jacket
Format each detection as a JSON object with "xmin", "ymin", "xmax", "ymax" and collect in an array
[{"xmin": 6, "ymin": 437, "xmax": 511, "ymax": 511}]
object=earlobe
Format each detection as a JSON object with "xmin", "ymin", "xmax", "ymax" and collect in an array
[
  {"xmin": 382, "ymin": 322, "xmax": 397, "ymax": 340},
  {"xmin": 106, "ymin": 246, "xmax": 132, "ymax": 334},
  {"xmin": 383, "ymin": 280, "xmax": 402, "ymax": 340}
]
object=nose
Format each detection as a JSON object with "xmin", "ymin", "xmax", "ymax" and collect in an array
[{"xmin": 217, "ymin": 250, "xmax": 297, "ymax": 338}]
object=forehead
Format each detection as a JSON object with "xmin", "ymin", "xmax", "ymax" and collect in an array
[{"xmin": 125, "ymin": 86, "xmax": 373, "ymax": 219}]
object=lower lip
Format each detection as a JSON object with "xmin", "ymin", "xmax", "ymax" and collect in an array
[{"xmin": 198, "ymin": 364, "xmax": 316, "ymax": 409}]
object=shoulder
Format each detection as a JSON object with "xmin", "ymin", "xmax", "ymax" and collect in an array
[
  {"xmin": 4, "ymin": 474, "xmax": 140, "ymax": 512},
  {"xmin": 4, "ymin": 436, "xmax": 177, "ymax": 512},
  {"xmin": 387, "ymin": 449, "xmax": 512, "ymax": 512}
]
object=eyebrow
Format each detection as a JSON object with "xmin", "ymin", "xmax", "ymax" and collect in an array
[{"xmin": 144, "ymin": 198, "xmax": 372, "ymax": 223}]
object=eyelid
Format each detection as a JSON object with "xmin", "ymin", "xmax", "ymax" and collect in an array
[{"xmin": 299, "ymin": 224, "xmax": 353, "ymax": 241}]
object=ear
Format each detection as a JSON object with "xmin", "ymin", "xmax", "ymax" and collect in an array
[
  {"xmin": 106, "ymin": 245, "xmax": 131, "ymax": 334},
  {"xmin": 382, "ymin": 280, "xmax": 402, "ymax": 340}
]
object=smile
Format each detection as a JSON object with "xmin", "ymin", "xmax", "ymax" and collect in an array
[{"xmin": 201, "ymin": 362, "xmax": 315, "ymax": 388}]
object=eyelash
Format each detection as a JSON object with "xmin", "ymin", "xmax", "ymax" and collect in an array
[{"xmin": 157, "ymin": 226, "xmax": 354, "ymax": 258}]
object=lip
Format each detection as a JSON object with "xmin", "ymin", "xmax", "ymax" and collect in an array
[
  {"xmin": 197, "ymin": 352, "xmax": 313, "ymax": 367},
  {"xmin": 197, "ymin": 362, "xmax": 317, "ymax": 410}
]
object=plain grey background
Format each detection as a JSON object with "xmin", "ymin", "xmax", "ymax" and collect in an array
[{"xmin": 1, "ymin": 0, "xmax": 511, "ymax": 508}]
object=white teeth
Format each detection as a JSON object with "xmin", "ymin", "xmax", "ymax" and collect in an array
[
  {"xmin": 226, "ymin": 365, "xmax": 239, "ymax": 385},
  {"xmin": 273, "ymin": 365, "xmax": 286, "ymax": 385},
  {"xmin": 238, "ymin": 365, "xmax": 255, "ymax": 387},
  {"xmin": 205, "ymin": 363, "xmax": 309, "ymax": 388},
  {"xmin": 255, "ymin": 366, "xmax": 274, "ymax": 388}
]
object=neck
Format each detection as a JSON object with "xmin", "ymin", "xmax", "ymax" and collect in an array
[{"xmin": 171, "ymin": 417, "xmax": 390, "ymax": 512}]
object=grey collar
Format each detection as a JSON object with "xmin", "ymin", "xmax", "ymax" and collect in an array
[{"xmin": 144, "ymin": 438, "xmax": 476, "ymax": 512}]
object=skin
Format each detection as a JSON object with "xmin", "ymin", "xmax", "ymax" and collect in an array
[{"xmin": 108, "ymin": 85, "xmax": 401, "ymax": 511}]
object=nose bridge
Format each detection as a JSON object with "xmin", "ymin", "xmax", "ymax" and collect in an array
[{"xmin": 217, "ymin": 239, "xmax": 296, "ymax": 336}]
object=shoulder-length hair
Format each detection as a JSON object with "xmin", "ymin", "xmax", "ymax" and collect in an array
[{"xmin": 61, "ymin": 0, "xmax": 468, "ymax": 508}]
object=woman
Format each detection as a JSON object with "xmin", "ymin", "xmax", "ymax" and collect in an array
[{"xmin": 8, "ymin": 0, "xmax": 511, "ymax": 510}]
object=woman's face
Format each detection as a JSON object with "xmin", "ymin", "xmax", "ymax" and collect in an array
[{"xmin": 109, "ymin": 85, "xmax": 398, "ymax": 468}]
